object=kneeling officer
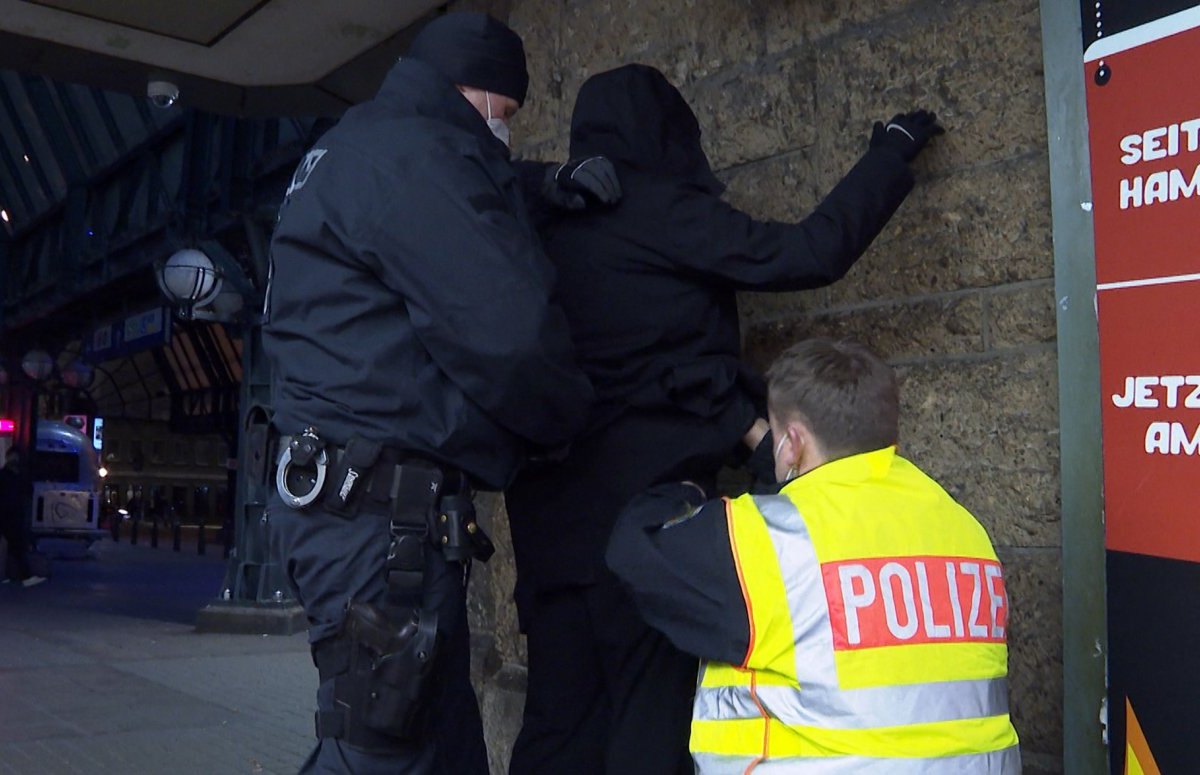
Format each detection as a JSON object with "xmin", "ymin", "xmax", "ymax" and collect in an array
[
  {"xmin": 262, "ymin": 12, "xmax": 593, "ymax": 774},
  {"xmin": 607, "ymin": 338, "xmax": 1021, "ymax": 773}
]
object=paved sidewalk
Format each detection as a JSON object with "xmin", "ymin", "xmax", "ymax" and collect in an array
[{"xmin": 0, "ymin": 538, "xmax": 315, "ymax": 774}]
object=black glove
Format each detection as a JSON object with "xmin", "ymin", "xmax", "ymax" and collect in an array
[
  {"xmin": 869, "ymin": 110, "xmax": 944, "ymax": 163},
  {"xmin": 542, "ymin": 156, "xmax": 622, "ymax": 210}
]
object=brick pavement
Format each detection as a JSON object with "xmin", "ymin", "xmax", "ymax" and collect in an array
[{"xmin": 0, "ymin": 538, "xmax": 315, "ymax": 774}]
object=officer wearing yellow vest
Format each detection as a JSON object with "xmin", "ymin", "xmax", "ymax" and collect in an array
[{"xmin": 607, "ymin": 338, "xmax": 1020, "ymax": 773}]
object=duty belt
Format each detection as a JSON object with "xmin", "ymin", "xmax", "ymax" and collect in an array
[
  {"xmin": 273, "ymin": 429, "xmax": 494, "ymax": 575},
  {"xmin": 275, "ymin": 430, "xmax": 463, "ymax": 511}
]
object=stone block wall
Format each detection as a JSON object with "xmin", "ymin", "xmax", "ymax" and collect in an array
[{"xmin": 458, "ymin": 0, "xmax": 1063, "ymax": 772}]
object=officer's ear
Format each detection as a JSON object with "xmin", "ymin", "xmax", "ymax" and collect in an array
[{"xmin": 787, "ymin": 419, "xmax": 829, "ymax": 476}]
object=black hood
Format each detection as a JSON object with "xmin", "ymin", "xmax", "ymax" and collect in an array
[{"xmin": 569, "ymin": 64, "xmax": 724, "ymax": 194}]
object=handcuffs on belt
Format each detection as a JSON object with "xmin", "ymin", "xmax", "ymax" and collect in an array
[{"xmin": 275, "ymin": 427, "xmax": 328, "ymax": 508}]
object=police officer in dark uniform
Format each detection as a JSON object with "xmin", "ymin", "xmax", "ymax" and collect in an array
[{"xmin": 262, "ymin": 13, "xmax": 595, "ymax": 774}]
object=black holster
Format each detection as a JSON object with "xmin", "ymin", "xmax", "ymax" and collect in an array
[{"xmin": 315, "ymin": 602, "xmax": 439, "ymax": 751}]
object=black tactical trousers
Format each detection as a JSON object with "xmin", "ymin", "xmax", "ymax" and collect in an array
[
  {"xmin": 268, "ymin": 492, "xmax": 488, "ymax": 775},
  {"xmin": 509, "ymin": 573, "xmax": 697, "ymax": 775}
]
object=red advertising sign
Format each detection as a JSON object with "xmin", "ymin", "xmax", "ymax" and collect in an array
[
  {"xmin": 1084, "ymin": 6, "xmax": 1200, "ymax": 773},
  {"xmin": 1085, "ymin": 12, "xmax": 1200, "ymax": 563}
]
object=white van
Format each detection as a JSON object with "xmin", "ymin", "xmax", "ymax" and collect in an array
[{"xmin": 30, "ymin": 420, "xmax": 103, "ymax": 543}]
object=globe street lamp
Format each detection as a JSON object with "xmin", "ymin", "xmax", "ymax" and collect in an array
[{"xmin": 20, "ymin": 349, "xmax": 54, "ymax": 382}]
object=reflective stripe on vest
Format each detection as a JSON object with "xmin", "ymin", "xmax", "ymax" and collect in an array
[
  {"xmin": 694, "ymin": 676, "xmax": 1010, "ymax": 729},
  {"xmin": 690, "ymin": 448, "xmax": 1020, "ymax": 773},
  {"xmin": 693, "ymin": 744, "xmax": 1021, "ymax": 774}
]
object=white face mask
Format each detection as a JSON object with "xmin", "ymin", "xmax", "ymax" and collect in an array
[
  {"xmin": 774, "ymin": 430, "xmax": 799, "ymax": 483},
  {"xmin": 485, "ymin": 91, "xmax": 510, "ymax": 147}
]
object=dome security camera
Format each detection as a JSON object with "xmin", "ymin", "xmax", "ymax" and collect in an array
[{"xmin": 147, "ymin": 80, "xmax": 180, "ymax": 109}]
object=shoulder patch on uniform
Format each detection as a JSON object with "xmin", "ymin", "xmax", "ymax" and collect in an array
[{"xmin": 286, "ymin": 147, "xmax": 328, "ymax": 198}]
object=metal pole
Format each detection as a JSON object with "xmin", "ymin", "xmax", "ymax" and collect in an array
[
  {"xmin": 195, "ymin": 319, "xmax": 304, "ymax": 634},
  {"xmin": 1039, "ymin": 2, "xmax": 1108, "ymax": 772}
]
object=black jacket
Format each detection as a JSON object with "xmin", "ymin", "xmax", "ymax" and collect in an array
[
  {"xmin": 553, "ymin": 64, "xmax": 915, "ymax": 434},
  {"xmin": 506, "ymin": 64, "xmax": 916, "ymax": 591},
  {"xmin": 606, "ymin": 482, "xmax": 750, "ymax": 666},
  {"xmin": 263, "ymin": 58, "xmax": 593, "ymax": 490}
]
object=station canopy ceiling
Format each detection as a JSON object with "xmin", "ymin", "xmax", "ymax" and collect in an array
[
  {"xmin": 0, "ymin": 3, "xmax": 454, "ymax": 425},
  {"xmin": 0, "ymin": 0, "xmax": 445, "ymax": 116},
  {"xmin": 0, "ymin": 70, "xmax": 178, "ymax": 235}
]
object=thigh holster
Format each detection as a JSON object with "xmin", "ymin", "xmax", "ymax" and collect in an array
[{"xmin": 313, "ymin": 602, "xmax": 440, "ymax": 752}]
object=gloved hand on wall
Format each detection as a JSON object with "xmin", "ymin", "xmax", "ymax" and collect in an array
[
  {"xmin": 542, "ymin": 156, "xmax": 622, "ymax": 210},
  {"xmin": 869, "ymin": 110, "xmax": 944, "ymax": 163}
]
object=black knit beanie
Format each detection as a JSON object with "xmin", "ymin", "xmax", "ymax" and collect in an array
[{"xmin": 407, "ymin": 13, "xmax": 529, "ymax": 106}]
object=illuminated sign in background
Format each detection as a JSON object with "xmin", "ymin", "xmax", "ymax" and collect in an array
[{"xmin": 92, "ymin": 417, "xmax": 104, "ymax": 451}]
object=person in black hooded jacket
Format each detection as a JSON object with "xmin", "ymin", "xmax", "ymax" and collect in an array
[
  {"xmin": 505, "ymin": 64, "xmax": 942, "ymax": 775},
  {"xmin": 262, "ymin": 13, "xmax": 612, "ymax": 775}
]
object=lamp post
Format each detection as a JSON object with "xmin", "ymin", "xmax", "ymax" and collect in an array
[{"xmin": 155, "ymin": 244, "xmax": 303, "ymax": 634}]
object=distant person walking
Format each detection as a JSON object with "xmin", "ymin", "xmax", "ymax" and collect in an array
[{"xmin": 0, "ymin": 451, "xmax": 44, "ymax": 588}]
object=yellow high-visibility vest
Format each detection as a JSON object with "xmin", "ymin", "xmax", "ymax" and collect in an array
[{"xmin": 691, "ymin": 447, "xmax": 1020, "ymax": 774}]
